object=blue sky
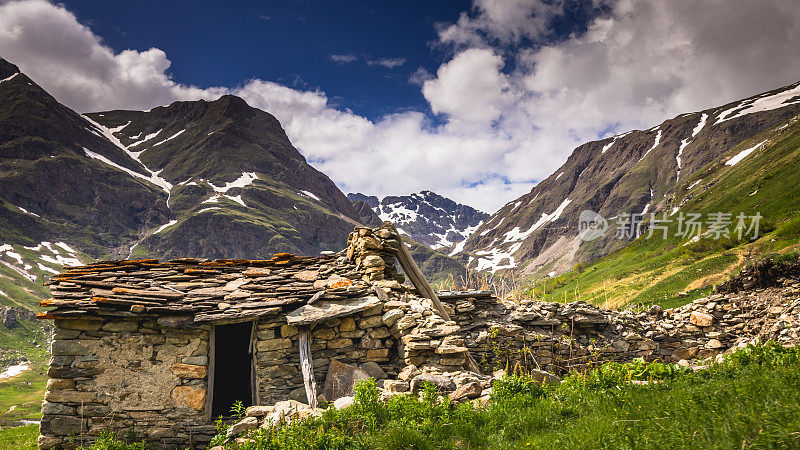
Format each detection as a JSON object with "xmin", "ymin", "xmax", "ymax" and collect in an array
[
  {"xmin": 61, "ymin": 0, "xmax": 472, "ymax": 120},
  {"xmin": 2, "ymin": 0, "xmax": 800, "ymax": 212}
]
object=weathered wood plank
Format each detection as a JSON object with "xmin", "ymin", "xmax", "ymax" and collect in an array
[{"xmin": 298, "ymin": 326, "xmax": 318, "ymax": 408}]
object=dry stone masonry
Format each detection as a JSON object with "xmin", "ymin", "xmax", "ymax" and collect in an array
[{"xmin": 36, "ymin": 224, "xmax": 800, "ymax": 449}]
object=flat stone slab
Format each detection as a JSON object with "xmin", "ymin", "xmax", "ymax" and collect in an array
[
  {"xmin": 286, "ymin": 296, "xmax": 380, "ymax": 326},
  {"xmin": 323, "ymin": 359, "xmax": 371, "ymax": 402}
]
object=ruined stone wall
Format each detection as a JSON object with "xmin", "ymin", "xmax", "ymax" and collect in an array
[
  {"xmin": 40, "ymin": 318, "xmax": 214, "ymax": 449},
  {"xmin": 254, "ymin": 303, "xmax": 399, "ymax": 405},
  {"xmin": 441, "ymin": 277, "xmax": 800, "ymax": 374}
]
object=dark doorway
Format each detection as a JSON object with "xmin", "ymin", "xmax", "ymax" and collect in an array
[{"xmin": 211, "ymin": 322, "xmax": 253, "ymax": 418}]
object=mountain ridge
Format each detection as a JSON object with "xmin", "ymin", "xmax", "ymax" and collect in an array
[{"xmin": 459, "ymin": 80, "xmax": 800, "ymax": 276}]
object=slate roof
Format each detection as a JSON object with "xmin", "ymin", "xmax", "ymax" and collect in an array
[{"xmin": 38, "ymin": 252, "xmax": 379, "ymax": 324}]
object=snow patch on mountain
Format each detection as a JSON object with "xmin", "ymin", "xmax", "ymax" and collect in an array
[
  {"xmin": 208, "ymin": 172, "xmax": 259, "ymax": 193},
  {"xmin": 716, "ymin": 84, "xmax": 800, "ymax": 124},
  {"xmin": 152, "ymin": 129, "xmax": 185, "ymax": 147},
  {"xmin": 0, "ymin": 72, "xmax": 18, "ymax": 84},
  {"xmin": 726, "ymin": 139, "xmax": 769, "ymax": 166},
  {"xmin": 153, "ymin": 220, "xmax": 178, "ymax": 235},
  {"xmin": 638, "ymin": 129, "xmax": 662, "ymax": 162}
]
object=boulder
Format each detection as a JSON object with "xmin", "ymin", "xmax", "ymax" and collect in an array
[
  {"xmin": 360, "ymin": 362, "xmax": 387, "ymax": 379},
  {"xmin": 410, "ymin": 373, "xmax": 455, "ymax": 393},
  {"xmin": 529, "ymin": 369, "xmax": 560, "ymax": 386},
  {"xmin": 448, "ymin": 381, "xmax": 483, "ymax": 401},
  {"xmin": 323, "ymin": 360, "xmax": 370, "ymax": 402},
  {"xmin": 333, "ymin": 396, "xmax": 354, "ymax": 409},
  {"xmin": 398, "ymin": 365, "xmax": 419, "ymax": 382},
  {"xmin": 383, "ymin": 380, "xmax": 409, "ymax": 393}
]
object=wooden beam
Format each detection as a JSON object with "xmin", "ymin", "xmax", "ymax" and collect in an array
[
  {"xmin": 387, "ymin": 223, "xmax": 482, "ymax": 374},
  {"xmin": 298, "ymin": 326, "xmax": 318, "ymax": 408}
]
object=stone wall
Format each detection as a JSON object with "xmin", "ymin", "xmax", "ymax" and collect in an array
[
  {"xmin": 254, "ymin": 302, "xmax": 399, "ymax": 405},
  {"xmin": 441, "ymin": 275, "xmax": 800, "ymax": 374},
  {"xmin": 40, "ymin": 318, "xmax": 214, "ymax": 449}
]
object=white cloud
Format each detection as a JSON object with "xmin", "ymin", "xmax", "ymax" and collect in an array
[
  {"xmin": 330, "ymin": 53, "xmax": 358, "ymax": 64},
  {"xmin": 366, "ymin": 57, "xmax": 406, "ymax": 68},
  {"xmin": 423, "ymin": 48, "xmax": 514, "ymax": 125},
  {"xmin": 2, "ymin": 0, "xmax": 800, "ymax": 214}
]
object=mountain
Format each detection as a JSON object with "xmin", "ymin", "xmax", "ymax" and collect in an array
[
  {"xmin": 460, "ymin": 80, "xmax": 800, "ymax": 279},
  {"xmin": 0, "ymin": 56, "xmax": 371, "ymax": 316},
  {"xmin": 347, "ymin": 191, "xmax": 488, "ymax": 252},
  {"xmin": 84, "ymin": 95, "xmax": 363, "ymax": 259}
]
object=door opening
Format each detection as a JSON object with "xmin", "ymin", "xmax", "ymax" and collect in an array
[{"xmin": 210, "ymin": 322, "xmax": 253, "ymax": 418}]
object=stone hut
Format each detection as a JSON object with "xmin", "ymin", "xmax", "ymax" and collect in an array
[
  {"xmin": 36, "ymin": 221, "xmax": 791, "ymax": 449},
  {"xmin": 36, "ymin": 224, "xmax": 475, "ymax": 449}
]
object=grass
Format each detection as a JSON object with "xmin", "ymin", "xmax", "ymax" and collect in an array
[
  {"xmin": 194, "ymin": 342, "xmax": 800, "ymax": 450},
  {"xmin": 0, "ymin": 359, "xmax": 47, "ymax": 427},
  {"xmin": 0, "ymin": 424, "xmax": 38, "ymax": 449}
]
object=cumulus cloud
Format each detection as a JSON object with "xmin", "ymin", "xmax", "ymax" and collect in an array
[
  {"xmin": 2, "ymin": 0, "xmax": 800, "ymax": 213},
  {"xmin": 423, "ymin": 48, "xmax": 514, "ymax": 125}
]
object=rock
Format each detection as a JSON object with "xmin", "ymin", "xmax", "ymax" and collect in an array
[
  {"xmin": 381, "ymin": 309, "xmax": 405, "ymax": 327},
  {"xmin": 226, "ymin": 416, "xmax": 258, "ymax": 438},
  {"xmin": 340, "ymin": 317, "xmax": 356, "ymax": 331},
  {"xmin": 672, "ymin": 347, "xmax": 698, "ymax": 360},
  {"xmin": 323, "ymin": 360, "xmax": 371, "ymax": 401},
  {"xmin": 0, "ymin": 307, "xmax": 18, "ymax": 328},
  {"xmin": 383, "ymin": 380, "xmax": 409, "ymax": 393},
  {"xmin": 472, "ymin": 395, "xmax": 491, "ymax": 409},
  {"xmin": 294, "ymin": 270, "xmax": 319, "ymax": 282},
  {"xmin": 101, "ymin": 321, "xmax": 138, "ymax": 332},
  {"xmin": 435, "ymin": 344, "xmax": 468, "ymax": 355},
  {"xmin": 333, "ymin": 396, "xmax": 354, "ymax": 409},
  {"xmin": 397, "ymin": 364, "xmax": 419, "ymax": 381},
  {"xmin": 170, "ymin": 386, "xmax": 206, "ymax": 410},
  {"xmin": 360, "ymin": 362, "xmax": 387, "ymax": 379},
  {"xmin": 245, "ymin": 405, "xmax": 275, "ymax": 417},
  {"xmin": 288, "ymin": 387, "xmax": 309, "ymax": 403},
  {"xmin": 448, "ymin": 381, "xmax": 483, "ymax": 401},
  {"xmin": 690, "ymin": 311, "xmax": 714, "ymax": 327},
  {"xmin": 170, "ymin": 363, "xmax": 207, "ymax": 379},
  {"xmin": 53, "ymin": 318, "xmax": 102, "ymax": 331},
  {"xmin": 286, "ymin": 297, "xmax": 381, "ymax": 326},
  {"xmin": 410, "ymin": 373, "xmax": 455, "ymax": 393},
  {"xmin": 529, "ymin": 369, "xmax": 560, "ymax": 386},
  {"xmin": 705, "ymin": 339, "xmax": 724, "ymax": 349},
  {"xmin": 183, "ymin": 355, "xmax": 208, "ymax": 366}
]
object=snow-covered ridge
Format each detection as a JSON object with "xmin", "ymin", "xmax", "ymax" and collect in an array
[
  {"xmin": 715, "ymin": 84, "xmax": 800, "ymax": 125},
  {"xmin": 372, "ymin": 191, "xmax": 487, "ymax": 250}
]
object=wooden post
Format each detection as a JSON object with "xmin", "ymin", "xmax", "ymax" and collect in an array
[
  {"xmin": 298, "ymin": 326, "xmax": 318, "ymax": 408},
  {"xmin": 205, "ymin": 325, "xmax": 216, "ymax": 422},
  {"xmin": 386, "ymin": 223, "xmax": 482, "ymax": 374},
  {"xmin": 249, "ymin": 320, "xmax": 259, "ymax": 406}
]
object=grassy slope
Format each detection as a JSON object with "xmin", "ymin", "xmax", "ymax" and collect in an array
[
  {"xmin": 196, "ymin": 343, "xmax": 800, "ymax": 450},
  {"xmin": 525, "ymin": 117, "xmax": 800, "ymax": 309}
]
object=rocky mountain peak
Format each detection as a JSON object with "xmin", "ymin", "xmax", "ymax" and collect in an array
[{"xmin": 347, "ymin": 191, "xmax": 488, "ymax": 252}]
